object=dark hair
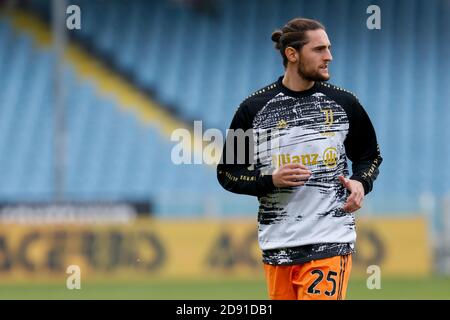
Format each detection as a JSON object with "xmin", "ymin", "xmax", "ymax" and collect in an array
[{"xmin": 271, "ymin": 18, "xmax": 325, "ymax": 67}]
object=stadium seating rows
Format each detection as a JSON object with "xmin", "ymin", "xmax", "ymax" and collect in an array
[
  {"xmin": 0, "ymin": 0, "xmax": 449, "ymax": 217},
  {"xmin": 0, "ymin": 17, "xmax": 247, "ymax": 216}
]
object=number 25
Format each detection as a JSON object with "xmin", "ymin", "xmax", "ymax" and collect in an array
[{"xmin": 307, "ymin": 270, "xmax": 338, "ymax": 296}]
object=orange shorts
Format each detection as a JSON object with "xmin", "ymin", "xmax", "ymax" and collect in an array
[{"xmin": 263, "ymin": 254, "xmax": 352, "ymax": 300}]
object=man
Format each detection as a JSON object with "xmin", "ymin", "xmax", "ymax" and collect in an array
[{"xmin": 217, "ymin": 18, "xmax": 382, "ymax": 300}]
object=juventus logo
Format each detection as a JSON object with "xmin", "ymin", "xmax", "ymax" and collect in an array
[
  {"xmin": 323, "ymin": 147, "xmax": 338, "ymax": 168},
  {"xmin": 277, "ymin": 119, "xmax": 288, "ymax": 129},
  {"xmin": 321, "ymin": 109, "xmax": 334, "ymax": 126}
]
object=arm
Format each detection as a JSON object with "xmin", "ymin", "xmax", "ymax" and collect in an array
[
  {"xmin": 344, "ymin": 100, "xmax": 383, "ymax": 195},
  {"xmin": 216, "ymin": 104, "xmax": 275, "ymax": 197}
]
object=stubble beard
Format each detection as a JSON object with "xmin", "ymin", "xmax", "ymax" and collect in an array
[{"xmin": 297, "ymin": 60, "xmax": 330, "ymax": 82}]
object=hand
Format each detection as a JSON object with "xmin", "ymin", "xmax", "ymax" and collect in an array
[
  {"xmin": 272, "ymin": 164, "xmax": 312, "ymax": 188},
  {"xmin": 338, "ymin": 176, "xmax": 364, "ymax": 213}
]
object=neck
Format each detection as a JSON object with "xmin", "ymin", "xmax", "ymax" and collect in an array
[{"xmin": 282, "ymin": 67, "xmax": 315, "ymax": 92}]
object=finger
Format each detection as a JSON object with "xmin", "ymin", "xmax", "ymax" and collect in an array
[
  {"xmin": 343, "ymin": 203, "xmax": 357, "ymax": 213},
  {"xmin": 344, "ymin": 199, "xmax": 362, "ymax": 213},
  {"xmin": 343, "ymin": 195, "xmax": 357, "ymax": 211},
  {"xmin": 342, "ymin": 202, "xmax": 352, "ymax": 212},
  {"xmin": 282, "ymin": 163, "xmax": 310, "ymax": 170},
  {"xmin": 352, "ymin": 198, "xmax": 362, "ymax": 210},
  {"xmin": 338, "ymin": 176, "xmax": 350, "ymax": 188},
  {"xmin": 282, "ymin": 168, "xmax": 312, "ymax": 176},
  {"xmin": 346, "ymin": 192, "xmax": 357, "ymax": 204},
  {"xmin": 282, "ymin": 180, "xmax": 305, "ymax": 187},
  {"xmin": 283, "ymin": 171, "xmax": 312, "ymax": 179},
  {"xmin": 356, "ymin": 195, "xmax": 364, "ymax": 207},
  {"xmin": 353, "ymin": 203, "xmax": 362, "ymax": 212},
  {"xmin": 352, "ymin": 191, "xmax": 363, "ymax": 204},
  {"xmin": 284, "ymin": 174, "xmax": 311, "ymax": 181}
]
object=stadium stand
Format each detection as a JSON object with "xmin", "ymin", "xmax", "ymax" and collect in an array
[{"xmin": 0, "ymin": 0, "xmax": 449, "ymax": 220}]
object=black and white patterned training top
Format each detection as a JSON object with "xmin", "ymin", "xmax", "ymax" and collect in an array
[{"xmin": 217, "ymin": 76, "xmax": 382, "ymax": 265}]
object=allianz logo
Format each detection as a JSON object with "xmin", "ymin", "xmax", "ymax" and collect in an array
[{"xmin": 272, "ymin": 147, "xmax": 338, "ymax": 169}]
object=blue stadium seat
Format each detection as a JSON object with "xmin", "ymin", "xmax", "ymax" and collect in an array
[{"xmin": 1, "ymin": 0, "xmax": 449, "ymax": 218}]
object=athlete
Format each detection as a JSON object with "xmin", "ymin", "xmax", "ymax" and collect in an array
[{"xmin": 217, "ymin": 18, "xmax": 382, "ymax": 300}]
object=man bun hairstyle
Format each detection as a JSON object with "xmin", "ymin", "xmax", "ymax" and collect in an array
[{"xmin": 271, "ymin": 18, "xmax": 325, "ymax": 67}]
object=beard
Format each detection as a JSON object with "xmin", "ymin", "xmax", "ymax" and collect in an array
[{"xmin": 297, "ymin": 60, "xmax": 330, "ymax": 81}]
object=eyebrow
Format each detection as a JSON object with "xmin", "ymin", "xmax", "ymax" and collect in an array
[{"xmin": 312, "ymin": 44, "xmax": 332, "ymax": 49}]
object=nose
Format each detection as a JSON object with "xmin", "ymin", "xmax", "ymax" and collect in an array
[{"xmin": 325, "ymin": 49, "xmax": 333, "ymax": 61}]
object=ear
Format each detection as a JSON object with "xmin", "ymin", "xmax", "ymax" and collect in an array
[{"xmin": 284, "ymin": 47, "xmax": 298, "ymax": 64}]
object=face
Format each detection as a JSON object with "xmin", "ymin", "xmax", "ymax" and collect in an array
[{"xmin": 295, "ymin": 29, "xmax": 333, "ymax": 81}]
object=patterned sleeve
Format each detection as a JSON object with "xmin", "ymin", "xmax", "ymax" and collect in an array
[
  {"xmin": 344, "ymin": 100, "xmax": 383, "ymax": 194},
  {"xmin": 216, "ymin": 104, "xmax": 275, "ymax": 197}
]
